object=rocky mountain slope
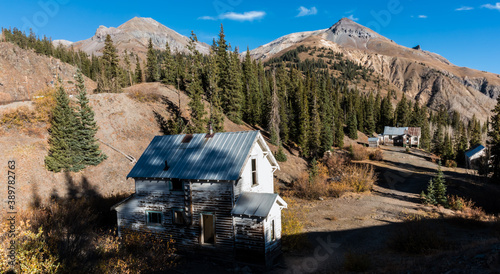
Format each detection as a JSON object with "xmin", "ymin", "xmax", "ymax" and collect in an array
[
  {"xmin": 252, "ymin": 18, "xmax": 500, "ymax": 121},
  {"xmin": 72, "ymin": 17, "xmax": 210, "ymax": 57},
  {"xmin": 0, "ymin": 42, "xmax": 96, "ymax": 102}
]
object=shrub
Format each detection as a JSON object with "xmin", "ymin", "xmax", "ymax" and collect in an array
[
  {"xmin": 127, "ymin": 90, "xmax": 161, "ymax": 103},
  {"xmin": 274, "ymin": 145, "xmax": 288, "ymax": 162},
  {"xmin": 350, "ymin": 143, "xmax": 369, "ymax": 161},
  {"xmin": 33, "ymin": 87, "xmax": 57, "ymax": 122},
  {"xmin": 0, "ymin": 107, "xmax": 38, "ymax": 128},
  {"xmin": 340, "ymin": 164, "xmax": 375, "ymax": 193},
  {"xmin": 369, "ymin": 149, "xmax": 383, "ymax": 161},
  {"xmin": 292, "ymin": 163, "xmax": 330, "ymax": 199},
  {"xmin": 445, "ymin": 160, "xmax": 457, "ymax": 168},
  {"xmin": 281, "ymin": 197, "xmax": 309, "ymax": 251}
]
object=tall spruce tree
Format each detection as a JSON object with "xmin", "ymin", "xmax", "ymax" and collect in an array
[
  {"xmin": 73, "ymin": 70, "xmax": 107, "ymax": 171},
  {"xmin": 45, "ymin": 82, "xmax": 78, "ymax": 172},
  {"xmin": 488, "ymin": 96, "xmax": 500, "ymax": 182},
  {"xmin": 186, "ymin": 32, "xmax": 206, "ymax": 133},
  {"xmin": 146, "ymin": 38, "xmax": 159, "ymax": 82},
  {"xmin": 98, "ymin": 34, "xmax": 120, "ymax": 93},
  {"xmin": 134, "ymin": 55, "xmax": 143, "ymax": 83}
]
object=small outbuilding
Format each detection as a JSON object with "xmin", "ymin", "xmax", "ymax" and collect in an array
[
  {"xmin": 465, "ymin": 144, "xmax": 486, "ymax": 170},
  {"xmin": 368, "ymin": 137, "xmax": 380, "ymax": 148}
]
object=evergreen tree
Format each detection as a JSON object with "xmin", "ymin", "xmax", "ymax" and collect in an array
[
  {"xmin": 347, "ymin": 111, "xmax": 358, "ymax": 140},
  {"xmin": 469, "ymin": 115, "xmax": 482, "ymax": 148},
  {"xmin": 269, "ymin": 69, "xmax": 280, "ymax": 145},
  {"xmin": 442, "ymin": 132, "xmax": 455, "ymax": 164},
  {"xmin": 433, "ymin": 163, "xmax": 448, "ymax": 206},
  {"xmin": 98, "ymin": 34, "xmax": 120, "ymax": 93},
  {"xmin": 364, "ymin": 92, "xmax": 376, "ymax": 135},
  {"xmin": 146, "ymin": 38, "xmax": 159, "ymax": 82},
  {"xmin": 45, "ymin": 82, "xmax": 78, "ymax": 172},
  {"xmin": 123, "ymin": 50, "xmax": 133, "ymax": 86},
  {"xmin": 333, "ymin": 89, "xmax": 344, "ymax": 147},
  {"xmin": 73, "ymin": 70, "xmax": 107, "ymax": 171},
  {"xmin": 309, "ymin": 84, "xmax": 322, "ymax": 157},
  {"xmin": 488, "ymin": 96, "xmax": 500, "ymax": 182},
  {"xmin": 297, "ymin": 80, "xmax": 310, "ymax": 156},
  {"xmin": 455, "ymin": 123, "xmax": 468, "ymax": 166},
  {"xmin": 205, "ymin": 48, "xmax": 224, "ymax": 132},
  {"xmin": 395, "ymin": 94, "xmax": 409, "ymax": 127},
  {"xmin": 134, "ymin": 55, "xmax": 143, "ymax": 84},
  {"xmin": 242, "ymin": 48, "xmax": 261, "ymax": 125},
  {"xmin": 379, "ymin": 95, "xmax": 393, "ymax": 131},
  {"xmin": 186, "ymin": 32, "xmax": 206, "ymax": 133},
  {"xmin": 162, "ymin": 42, "xmax": 176, "ymax": 85},
  {"xmin": 420, "ymin": 106, "xmax": 431, "ymax": 150},
  {"xmin": 432, "ymin": 124, "xmax": 444, "ymax": 155}
]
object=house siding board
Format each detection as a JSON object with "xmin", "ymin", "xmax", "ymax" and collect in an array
[
  {"xmin": 116, "ymin": 180, "xmax": 235, "ymax": 252},
  {"xmin": 264, "ymin": 203, "xmax": 283, "ymax": 262},
  {"xmin": 234, "ymin": 217, "xmax": 265, "ymax": 263},
  {"xmin": 127, "ymin": 131, "xmax": 259, "ymax": 181}
]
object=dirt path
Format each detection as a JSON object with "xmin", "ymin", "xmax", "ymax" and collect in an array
[{"xmin": 276, "ymin": 146, "xmax": 500, "ymax": 273}]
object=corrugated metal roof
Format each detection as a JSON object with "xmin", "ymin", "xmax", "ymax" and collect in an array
[
  {"xmin": 127, "ymin": 131, "xmax": 260, "ymax": 181},
  {"xmin": 231, "ymin": 192, "xmax": 278, "ymax": 218},
  {"xmin": 383, "ymin": 126, "xmax": 408, "ymax": 136},
  {"xmin": 407, "ymin": 127, "xmax": 421, "ymax": 137},
  {"xmin": 368, "ymin": 138, "xmax": 379, "ymax": 142},
  {"xmin": 465, "ymin": 144, "xmax": 485, "ymax": 158}
]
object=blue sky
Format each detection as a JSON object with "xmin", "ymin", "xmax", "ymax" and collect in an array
[{"xmin": 1, "ymin": 0, "xmax": 500, "ymax": 74}]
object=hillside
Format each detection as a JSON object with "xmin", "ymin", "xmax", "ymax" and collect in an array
[
  {"xmin": 0, "ymin": 82, "xmax": 306, "ymax": 210},
  {"xmin": 72, "ymin": 17, "xmax": 210, "ymax": 57},
  {"xmin": 0, "ymin": 42, "xmax": 96, "ymax": 102},
  {"xmin": 253, "ymin": 18, "xmax": 500, "ymax": 122}
]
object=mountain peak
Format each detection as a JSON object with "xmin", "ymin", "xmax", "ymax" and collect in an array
[
  {"xmin": 324, "ymin": 17, "xmax": 386, "ymax": 49},
  {"xmin": 119, "ymin": 17, "xmax": 162, "ymax": 30}
]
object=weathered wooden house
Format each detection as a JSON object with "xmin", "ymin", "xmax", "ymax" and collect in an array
[
  {"xmin": 382, "ymin": 126, "xmax": 421, "ymax": 147},
  {"xmin": 112, "ymin": 131, "xmax": 287, "ymax": 266}
]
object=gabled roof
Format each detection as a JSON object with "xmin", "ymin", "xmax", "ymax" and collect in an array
[
  {"xmin": 127, "ymin": 131, "xmax": 278, "ymax": 181},
  {"xmin": 368, "ymin": 137, "xmax": 379, "ymax": 142},
  {"xmin": 407, "ymin": 127, "xmax": 421, "ymax": 137},
  {"xmin": 383, "ymin": 126, "xmax": 408, "ymax": 136},
  {"xmin": 231, "ymin": 192, "xmax": 287, "ymax": 218},
  {"xmin": 465, "ymin": 144, "xmax": 485, "ymax": 158}
]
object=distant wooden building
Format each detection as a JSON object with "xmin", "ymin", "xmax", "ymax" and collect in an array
[
  {"xmin": 382, "ymin": 126, "xmax": 421, "ymax": 147},
  {"xmin": 368, "ymin": 137, "xmax": 380, "ymax": 148},
  {"xmin": 112, "ymin": 131, "xmax": 287, "ymax": 267},
  {"xmin": 465, "ymin": 144, "xmax": 486, "ymax": 170}
]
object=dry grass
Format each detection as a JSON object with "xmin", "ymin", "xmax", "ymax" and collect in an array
[
  {"xmin": 369, "ymin": 148, "xmax": 383, "ymax": 161},
  {"xmin": 349, "ymin": 143, "xmax": 370, "ymax": 161},
  {"xmin": 292, "ymin": 154, "xmax": 376, "ymax": 199},
  {"xmin": 281, "ymin": 197, "xmax": 310, "ymax": 251},
  {"xmin": 127, "ymin": 90, "xmax": 162, "ymax": 103}
]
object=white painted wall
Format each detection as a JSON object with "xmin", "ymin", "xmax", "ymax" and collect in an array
[{"xmin": 239, "ymin": 142, "xmax": 274, "ymax": 194}]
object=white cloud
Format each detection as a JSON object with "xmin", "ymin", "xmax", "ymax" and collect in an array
[
  {"xmin": 198, "ymin": 11, "xmax": 266, "ymax": 22},
  {"xmin": 198, "ymin": 16, "xmax": 216, "ymax": 20},
  {"xmin": 456, "ymin": 6, "xmax": 474, "ymax": 11},
  {"xmin": 348, "ymin": 14, "xmax": 359, "ymax": 21},
  {"xmin": 482, "ymin": 2, "xmax": 500, "ymax": 10},
  {"xmin": 418, "ymin": 15, "xmax": 428, "ymax": 18},
  {"xmin": 296, "ymin": 6, "xmax": 318, "ymax": 17}
]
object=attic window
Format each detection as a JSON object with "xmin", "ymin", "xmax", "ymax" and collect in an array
[
  {"xmin": 251, "ymin": 158, "xmax": 258, "ymax": 186},
  {"xmin": 170, "ymin": 179, "xmax": 183, "ymax": 192},
  {"xmin": 181, "ymin": 134, "xmax": 193, "ymax": 143}
]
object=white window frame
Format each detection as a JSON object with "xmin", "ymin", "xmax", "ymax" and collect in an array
[{"xmin": 251, "ymin": 157, "xmax": 258, "ymax": 187}]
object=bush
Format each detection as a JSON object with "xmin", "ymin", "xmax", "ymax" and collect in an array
[
  {"xmin": 369, "ymin": 149, "xmax": 383, "ymax": 161},
  {"xmin": 0, "ymin": 107, "xmax": 38, "ymax": 128},
  {"xmin": 349, "ymin": 143, "xmax": 369, "ymax": 161},
  {"xmin": 281, "ymin": 197, "xmax": 309, "ymax": 251},
  {"xmin": 274, "ymin": 145, "xmax": 288, "ymax": 162},
  {"xmin": 127, "ymin": 90, "xmax": 161, "ymax": 103},
  {"xmin": 292, "ymin": 163, "xmax": 329, "ymax": 199},
  {"xmin": 445, "ymin": 160, "xmax": 457, "ymax": 168}
]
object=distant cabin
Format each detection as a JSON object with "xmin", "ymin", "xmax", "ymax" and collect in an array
[
  {"xmin": 465, "ymin": 144, "xmax": 486, "ymax": 170},
  {"xmin": 382, "ymin": 126, "xmax": 421, "ymax": 147},
  {"xmin": 112, "ymin": 131, "xmax": 287, "ymax": 267},
  {"xmin": 368, "ymin": 137, "xmax": 380, "ymax": 148}
]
